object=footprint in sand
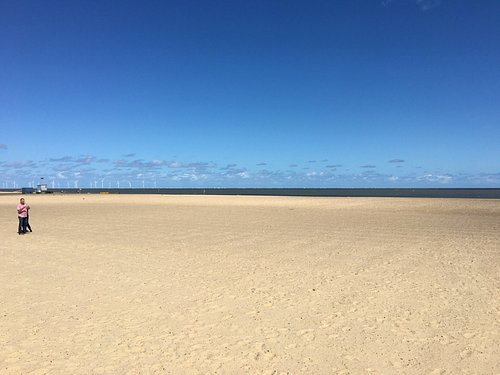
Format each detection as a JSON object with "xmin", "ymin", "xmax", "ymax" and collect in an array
[
  {"xmin": 462, "ymin": 332, "xmax": 476, "ymax": 339},
  {"xmin": 296, "ymin": 328, "xmax": 315, "ymax": 341},
  {"xmin": 250, "ymin": 342, "xmax": 277, "ymax": 361},
  {"xmin": 460, "ymin": 348, "xmax": 473, "ymax": 359}
]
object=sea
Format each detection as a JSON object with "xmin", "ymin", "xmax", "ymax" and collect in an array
[{"xmin": 3, "ymin": 188, "xmax": 500, "ymax": 199}]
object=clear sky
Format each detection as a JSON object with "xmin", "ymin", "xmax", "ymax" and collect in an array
[{"xmin": 1, "ymin": 0, "xmax": 499, "ymax": 188}]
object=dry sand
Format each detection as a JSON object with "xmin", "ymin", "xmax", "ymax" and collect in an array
[{"xmin": 0, "ymin": 194, "xmax": 499, "ymax": 375}]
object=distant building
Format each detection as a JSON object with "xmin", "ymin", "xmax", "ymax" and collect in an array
[
  {"xmin": 22, "ymin": 187, "xmax": 35, "ymax": 194},
  {"xmin": 36, "ymin": 184, "xmax": 48, "ymax": 193}
]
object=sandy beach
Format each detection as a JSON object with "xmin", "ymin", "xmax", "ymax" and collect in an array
[{"xmin": 0, "ymin": 194, "xmax": 499, "ymax": 375}]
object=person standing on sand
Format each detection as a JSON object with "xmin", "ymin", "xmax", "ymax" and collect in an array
[
  {"xmin": 26, "ymin": 208, "xmax": 33, "ymax": 233},
  {"xmin": 17, "ymin": 198, "xmax": 30, "ymax": 235}
]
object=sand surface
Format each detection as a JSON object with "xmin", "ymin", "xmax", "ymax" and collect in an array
[{"xmin": 1, "ymin": 194, "xmax": 499, "ymax": 375}]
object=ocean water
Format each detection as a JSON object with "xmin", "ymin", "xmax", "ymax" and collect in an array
[{"xmin": 6, "ymin": 188, "xmax": 499, "ymax": 199}]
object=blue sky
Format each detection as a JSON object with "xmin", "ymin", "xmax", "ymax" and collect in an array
[{"xmin": 1, "ymin": 0, "xmax": 499, "ymax": 188}]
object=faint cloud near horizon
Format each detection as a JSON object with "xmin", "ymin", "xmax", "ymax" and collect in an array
[
  {"xmin": 418, "ymin": 173, "xmax": 453, "ymax": 184},
  {"xmin": 417, "ymin": 0, "xmax": 442, "ymax": 11},
  {"xmin": 382, "ymin": 0, "xmax": 442, "ymax": 11},
  {"xmin": 0, "ymin": 143, "xmax": 8, "ymax": 150},
  {"xmin": 1, "ymin": 152, "xmax": 499, "ymax": 187},
  {"xmin": 49, "ymin": 156, "xmax": 74, "ymax": 162},
  {"xmin": 49, "ymin": 155, "xmax": 96, "ymax": 165},
  {"xmin": 221, "ymin": 164, "xmax": 238, "ymax": 170},
  {"xmin": 389, "ymin": 159, "xmax": 405, "ymax": 163}
]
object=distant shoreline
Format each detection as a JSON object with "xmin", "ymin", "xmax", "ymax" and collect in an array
[{"xmin": 1, "ymin": 188, "xmax": 499, "ymax": 199}]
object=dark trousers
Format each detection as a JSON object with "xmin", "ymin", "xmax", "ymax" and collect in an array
[{"xmin": 18, "ymin": 217, "xmax": 27, "ymax": 233}]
